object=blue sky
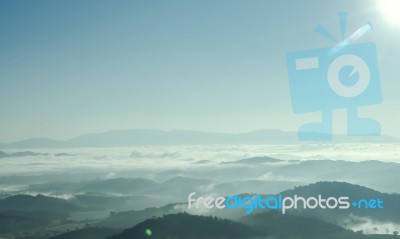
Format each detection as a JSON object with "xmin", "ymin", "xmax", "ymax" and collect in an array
[{"xmin": 1, "ymin": 0, "xmax": 399, "ymax": 142}]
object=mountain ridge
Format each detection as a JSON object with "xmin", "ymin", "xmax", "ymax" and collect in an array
[{"xmin": 0, "ymin": 129, "xmax": 397, "ymax": 148}]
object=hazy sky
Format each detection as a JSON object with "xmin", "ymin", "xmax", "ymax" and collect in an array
[{"xmin": 1, "ymin": 0, "xmax": 399, "ymax": 142}]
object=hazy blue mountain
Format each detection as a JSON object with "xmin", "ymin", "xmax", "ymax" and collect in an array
[
  {"xmin": 213, "ymin": 180, "xmax": 302, "ymax": 195},
  {"xmin": 29, "ymin": 181, "xmax": 86, "ymax": 194},
  {"xmin": 274, "ymin": 160, "xmax": 400, "ymax": 193},
  {"xmin": 97, "ymin": 203, "xmax": 182, "ymax": 229},
  {"xmin": 0, "ymin": 138, "xmax": 64, "ymax": 148},
  {"xmin": 30, "ymin": 177, "xmax": 214, "ymax": 198},
  {"xmin": 0, "ymin": 150, "xmax": 74, "ymax": 159},
  {"xmin": 28, "ymin": 176, "xmax": 297, "ymax": 205},
  {"xmin": 54, "ymin": 153, "xmax": 74, "ymax": 157},
  {"xmin": 0, "ymin": 194, "xmax": 78, "ymax": 212},
  {"xmin": 1, "ymin": 129, "xmax": 397, "ymax": 148},
  {"xmin": 0, "ymin": 150, "xmax": 48, "ymax": 158},
  {"xmin": 29, "ymin": 178, "xmax": 160, "ymax": 195},
  {"xmin": 145, "ymin": 176, "xmax": 213, "ymax": 198},
  {"xmin": 222, "ymin": 156, "xmax": 283, "ymax": 164},
  {"xmin": 75, "ymin": 178, "xmax": 159, "ymax": 195},
  {"xmin": 68, "ymin": 177, "xmax": 215, "ymax": 211},
  {"xmin": 71, "ymin": 194, "xmax": 166, "ymax": 211}
]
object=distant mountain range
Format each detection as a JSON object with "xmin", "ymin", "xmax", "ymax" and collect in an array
[{"xmin": 0, "ymin": 129, "xmax": 397, "ymax": 148}]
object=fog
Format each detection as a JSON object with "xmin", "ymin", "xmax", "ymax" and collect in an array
[{"xmin": 1, "ymin": 143, "xmax": 399, "ymax": 177}]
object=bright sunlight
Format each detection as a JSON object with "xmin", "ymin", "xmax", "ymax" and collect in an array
[{"xmin": 379, "ymin": 0, "xmax": 400, "ymax": 26}]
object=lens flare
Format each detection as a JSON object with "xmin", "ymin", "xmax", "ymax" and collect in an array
[
  {"xmin": 315, "ymin": 13, "xmax": 374, "ymax": 55},
  {"xmin": 329, "ymin": 23, "xmax": 373, "ymax": 55},
  {"xmin": 146, "ymin": 229, "xmax": 152, "ymax": 236}
]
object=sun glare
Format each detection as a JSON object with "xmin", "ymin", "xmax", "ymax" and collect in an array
[{"xmin": 379, "ymin": 0, "xmax": 400, "ymax": 26}]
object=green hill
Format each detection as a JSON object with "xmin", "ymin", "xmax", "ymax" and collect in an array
[
  {"xmin": 48, "ymin": 227, "xmax": 121, "ymax": 239},
  {"xmin": 110, "ymin": 213, "xmax": 257, "ymax": 239},
  {"xmin": 0, "ymin": 210, "xmax": 68, "ymax": 234},
  {"xmin": 108, "ymin": 211, "xmax": 372, "ymax": 239}
]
